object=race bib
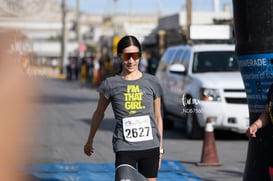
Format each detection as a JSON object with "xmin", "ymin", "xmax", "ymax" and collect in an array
[{"xmin": 122, "ymin": 115, "xmax": 153, "ymax": 142}]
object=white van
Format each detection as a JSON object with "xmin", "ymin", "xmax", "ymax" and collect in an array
[{"xmin": 156, "ymin": 44, "xmax": 249, "ymax": 139}]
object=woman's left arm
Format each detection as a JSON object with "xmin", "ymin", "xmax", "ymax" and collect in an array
[{"xmin": 154, "ymin": 97, "xmax": 163, "ymax": 155}]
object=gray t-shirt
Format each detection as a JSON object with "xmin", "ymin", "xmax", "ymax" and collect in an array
[{"xmin": 97, "ymin": 73, "xmax": 163, "ymax": 152}]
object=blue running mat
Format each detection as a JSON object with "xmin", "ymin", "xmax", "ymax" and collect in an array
[{"xmin": 28, "ymin": 160, "xmax": 202, "ymax": 181}]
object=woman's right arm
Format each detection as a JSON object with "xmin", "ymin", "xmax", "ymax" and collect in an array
[{"xmin": 84, "ymin": 93, "xmax": 110, "ymax": 156}]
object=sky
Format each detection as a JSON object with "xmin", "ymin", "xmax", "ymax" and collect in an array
[{"xmin": 62, "ymin": 0, "xmax": 233, "ymax": 15}]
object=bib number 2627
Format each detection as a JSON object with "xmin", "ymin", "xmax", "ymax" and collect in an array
[{"xmin": 122, "ymin": 115, "xmax": 153, "ymax": 142}]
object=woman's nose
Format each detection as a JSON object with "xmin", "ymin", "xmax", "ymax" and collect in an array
[{"xmin": 128, "ymin": 57, "xmax": 134, "ymax": 63}]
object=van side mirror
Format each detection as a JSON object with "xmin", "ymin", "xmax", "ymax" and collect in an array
[{"xmin": 168, "ymin": 64, "xmax": 186, "ymax": 74}]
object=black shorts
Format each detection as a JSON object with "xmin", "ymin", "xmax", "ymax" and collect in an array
[{"xmin": 115, "ymin": 147, "xmax": 160, "ymax": 178}]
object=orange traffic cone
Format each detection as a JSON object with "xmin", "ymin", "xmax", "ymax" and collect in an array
[{"xmin": 197, "ymin": 117, "xmax": 221, "ymax": 166}]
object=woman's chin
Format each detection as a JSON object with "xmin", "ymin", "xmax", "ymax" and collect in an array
[{"xmin": 126, "ymin": 67, "xmax": 137, "ymax": 72}]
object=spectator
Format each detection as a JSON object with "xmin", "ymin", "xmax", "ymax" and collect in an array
[
  {"xmin": 147, "ymin": 51, "xmax": 158, "ymax": 75},
  {"xmin": 246, "ymin": 83, "xmax": 273, "ymax": 180},
  {"xmin": 92, "ymin": 52, "xmax": 101, "ymax": 87},
  {"xmin": 139, "ymin": 51, "xmax": 148, "ymax": 73}
]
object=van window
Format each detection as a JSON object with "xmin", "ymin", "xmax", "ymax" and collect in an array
[
  {"xmin": 157, "ymin": 48, "xmax": 177, "ymax": 72},
  {"xmin": 172, "ymin": 49, "xmax": 184, "ymax": 64},
  {"xmin": 181, "ymin": 49, "xmax": 191, "ymax": 68},
  {"xmin": 160, "ymin": 48, "xmax": 176, "ymax": 64},
  {"xmin": 192, "ymin": 51, "xmax": 238, "ymax": 73}
]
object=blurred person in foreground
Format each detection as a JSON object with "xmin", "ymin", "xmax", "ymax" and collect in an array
[
  {"xmin": 246, "ymin": 83, "xmax": 273, "ymax": 180},
  {"xmin": 84, "ymin": 35, "xmax": 164, "ymax": 181},
  {"xmin": 0, "ymin": 29, "xmax": 35, "ymax": 181}
]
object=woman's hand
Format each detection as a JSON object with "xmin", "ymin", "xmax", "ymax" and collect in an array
[
  {"xmin": 84, "ymin": 143, "xmax": 94, "ymax": 156},
  {"xmin": 158, "ymin": 148, "xmax": 164, "ymax": 169},
  {"xmin": 158, "ymin": 153, "xmax": 163, "ymax": 169},
  {"xmin": 246, "ymin": 123, "xmax": 259, "ymax": 137}
]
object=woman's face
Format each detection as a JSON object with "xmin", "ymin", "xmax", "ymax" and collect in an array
[{"xmin": 120, "ymin": 45, "xmax": 140, "ymax": 73}]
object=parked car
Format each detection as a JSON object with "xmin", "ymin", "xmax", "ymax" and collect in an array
[{"xmin": 156, "ymin": 44, "xmax": 249, "ymax": 139}]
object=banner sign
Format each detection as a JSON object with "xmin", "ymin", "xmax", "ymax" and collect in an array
[{"xmin": 237, "ymin": 53, "xmax": 273, "ymax": 113}]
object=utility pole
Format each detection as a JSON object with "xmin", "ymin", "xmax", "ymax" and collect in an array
[
  {"xmin": 60, "ymin": 0, "xmax": 67, "ymax": 74},
  {"xmin": 186, "ymin": 0, "xmax": 192, "ymax": 42},
  {"xmin": 113, "ymin": 0, "xmax": 118, "ymax": 35},
  {"xmin": 76, "ymin": 0, "xmax": 82, "ymax": 61}
]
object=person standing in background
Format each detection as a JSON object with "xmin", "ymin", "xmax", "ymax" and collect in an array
[
  {"xmin": 147, "ymin": 51, "xmax": 158, "ymax": 75},
  {"xmin": 246, "ymin": 83, "xmax": 273, "ymax": 180},
  {"xmin": 92, "ymin": 52, "xmax": 101, "ymax": 87},
  {"xmin": 139, "ymin": 51, "xmax": 148, "ymax": 73}
]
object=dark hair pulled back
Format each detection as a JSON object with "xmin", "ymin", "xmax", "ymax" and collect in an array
[{"xmin": 117, "ymin": 35, "xmax": 142, "ymax": 55}]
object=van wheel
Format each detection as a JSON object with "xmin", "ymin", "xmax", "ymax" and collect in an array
[
  {"xmin": 186, "ymin": 111, "xmax": 203, "ymax": 139},
  {"xmin": 161, "ymin": 103, "xmax": 174, "ymax": 130}
]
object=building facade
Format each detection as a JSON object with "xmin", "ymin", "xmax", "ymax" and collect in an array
[{"xmin": 0, "ymin": 0, "xmax": 233, "ymax": 66}]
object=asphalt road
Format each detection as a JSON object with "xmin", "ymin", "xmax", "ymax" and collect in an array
[{"xmin": 28, "ymin": 77, "xmax": 248, "ymax": 181}]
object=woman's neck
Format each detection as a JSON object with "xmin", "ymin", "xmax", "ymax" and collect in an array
[{"xmin": 120, "ymin": 70, "xmax": 142, "ymax": 80}]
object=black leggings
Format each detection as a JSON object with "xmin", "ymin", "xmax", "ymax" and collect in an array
[{"xmin": 115, "ymin": 147, "xmax": 160, "ymax": 178}]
